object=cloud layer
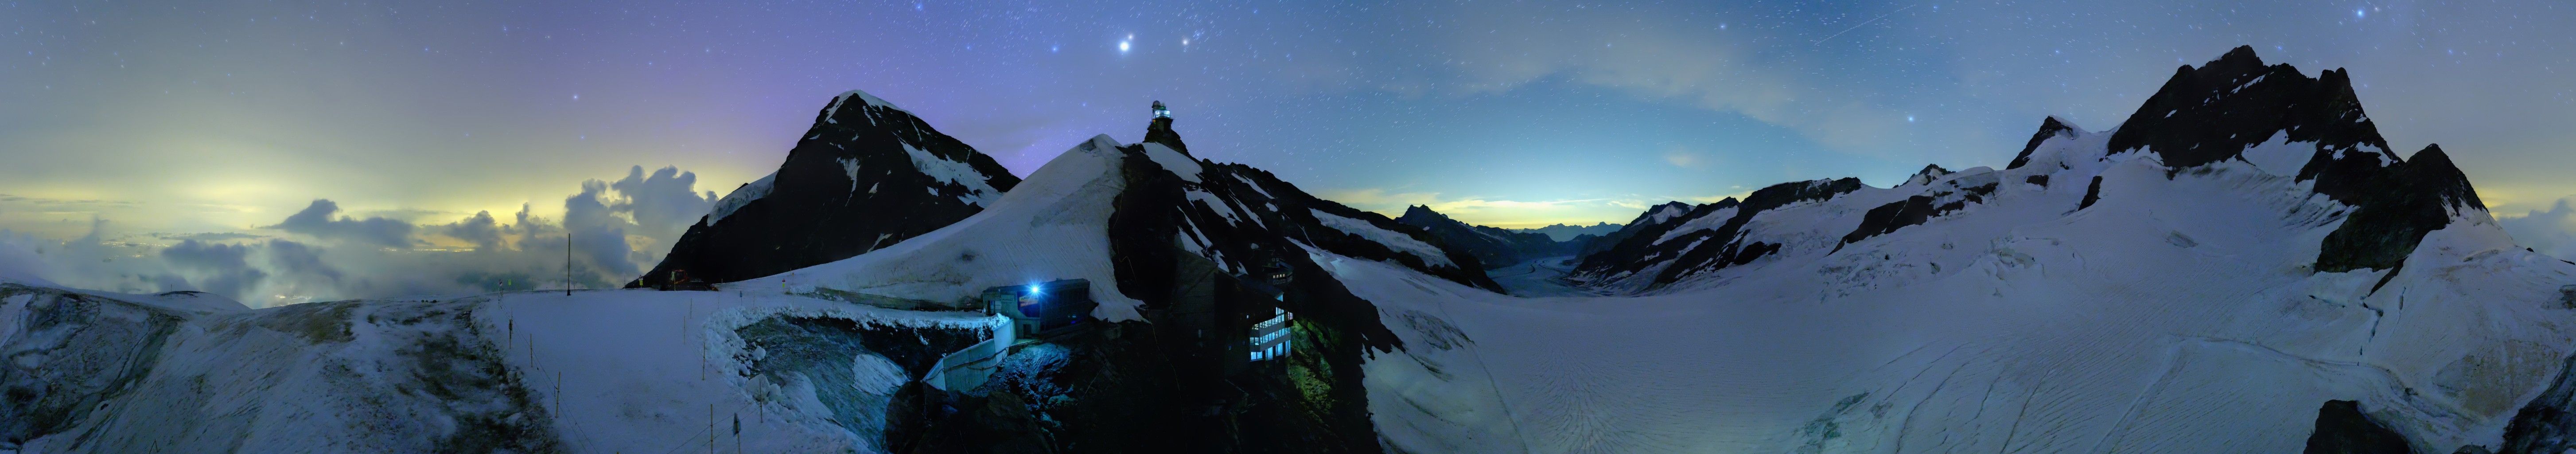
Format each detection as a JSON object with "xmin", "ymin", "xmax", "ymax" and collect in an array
[
  {"xmin": 2501, "ymin": 197, "xmax": 2576, "ymax": 262},
  {"xmin": 0, "ymin": 165, "xmax": 719, "ymax": 307}
]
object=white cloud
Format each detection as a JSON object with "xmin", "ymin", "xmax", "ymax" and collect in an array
[
  {"xmin": 2500, "ymin": 196, "xmax": 2576, "ymax": 262},
  {"xmin": 0, "ymin": 165, "xmax": 728, "ymax": 307}
]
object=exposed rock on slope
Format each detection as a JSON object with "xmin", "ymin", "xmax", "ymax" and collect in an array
[
  {"xmin": 2303, "ymin": 400, "xmax": 2419, "ymax": 454},
  {"xmin": 632, "ymin": 90, "xmax": 1020, "ymax": 289},
  {"xmin": 1567, "ymin": 178, "xmax": 1863, "ymax": 291}
]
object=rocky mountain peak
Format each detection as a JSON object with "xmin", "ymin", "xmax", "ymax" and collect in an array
[
  {"xmin": 2006, "ymin": 116, "xmax": 2081, "ymax": 170},
  {"xmin": 2107, "ymin": 45, "xmax": 2391, "ymax": 169},
  {"xmin": 1398, "ymin": 205, "xmax": 1450, "ymax": 223},
  {"xmin": 630, "ymin": 90, "xmax": 1020, "ymax": 289}
]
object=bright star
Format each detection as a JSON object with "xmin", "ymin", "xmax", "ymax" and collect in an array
[
  {"xmin": 1906, "ymin": 115, "xmax": 1915, "ymax": 122},
  {"xmin": 1119, "ymin": 40, "xmax": 1131, "ymax": 53},
  {"xmin": 2354, "ymin": 9, "xmax": 2365, "ymax": 18}
]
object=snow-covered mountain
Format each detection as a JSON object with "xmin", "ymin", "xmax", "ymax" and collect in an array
[
  {"xmin": 1567, "ymin": 45, "xmax": 2481, "ymax": 295},
  {"xmin": 630, "ymin": 90, "xmax": 1020, "ymax": 289},
  {"xmin": 1394, "ymin": 205, "xmax": 1576, "ymax": 269},
  {"xmin": 1344, "ymin": 46, "xmax": 2576, "ymax": 453}
]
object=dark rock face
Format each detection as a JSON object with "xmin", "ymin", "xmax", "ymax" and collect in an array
[
  {"xmin": 1838, "ymin": 180, "xmax": 2000, "ymax": 248},
  {"xmin": 1393, "ymin": 205, "xmax": 1575, "ymax": 268},
  {"xmin": 1843, "ymin": 196, "xmax": 1937, "ymax": 245},
  {"xmin": 2302, "ymin": 144, "xmax": 2487, "ymax": 272},
  {"xmin": 1909, "ymin": 164, "xmax": 1955, "ymax": 184},
  {"xmin": 1569, "ymin": 178, "xmax": 1864, "ymax": 289},
  {"xmin": 2108, "ymin": 45, "xmax": 2391, "ymax": 169},
  {"xmin": 632, "ymin": 91, "xmax": 1021, "ymax": 289},
  {"xmin": 2492, "ymin": 351, "xmax": 2576, "ymax": 454},
  {"xmin": 2081, "ymin": 176, "xmax": 2106, "ymax": 209},
  {"xmin": 2008, "ymin": 116, "xmax": 2079, "ymax": 170},
  {"xmin": 2303, "ymin": 400, "xmax": 2418, "ymax": 454}
]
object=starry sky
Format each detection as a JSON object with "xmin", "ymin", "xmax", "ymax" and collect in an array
[{"xmin": 4, "ymin": 0, "xmax": 2576, "ymax": 304}]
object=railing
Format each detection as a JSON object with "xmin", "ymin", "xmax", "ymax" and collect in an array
[{"xmin": 923, "ymin": 321, "xmax": 1016, "ymax": 391}]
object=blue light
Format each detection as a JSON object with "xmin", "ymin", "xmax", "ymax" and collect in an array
[{"xmin": 1027, "ymin": 284, "xmax": 1043, "ymax": 295}]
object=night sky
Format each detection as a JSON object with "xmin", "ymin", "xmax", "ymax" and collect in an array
[{"xmin": 4, "ymin": 0, "xmax": 2575, "ymax": 304}]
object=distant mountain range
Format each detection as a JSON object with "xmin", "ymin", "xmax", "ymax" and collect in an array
[
  {"xmin": 1514, "ymin": 222, "xmax": 1623, "ymax": 242},
  {"xmin": 1393, "ymin": 205, "xmax": 1580, "ymax": 269}
]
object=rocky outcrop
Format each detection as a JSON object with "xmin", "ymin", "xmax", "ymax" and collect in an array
[
  {"xmin": 2304, "ymin": 144, "xmax": 2487, "ymax": 274},
  {"xmin": 2492, "ymin": 351, "xmax": 2576, "ymax": 454},
  {"xmin": 2107, "ymin": 45, "xmax": 2391, "ymax": 169},
  {"xmin": 2007, "ymin": 116, "xmax": 2079, "ymax": 170},
  {"xmin": 2302, "ymin": 400, "xmax": 2417, "ymax": 454}
]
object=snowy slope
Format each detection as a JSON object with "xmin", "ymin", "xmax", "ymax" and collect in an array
[
  {"xmin": 0, "ymin": 278, "xmax": 1003, "ymax": 454},
  {"xmin": 766, "ymin": 135, "xmax": 1152, "ymax": 321},
  {"xmin": 1359, "ymin": 47, "xmax": 2576, "ymax": 454}
]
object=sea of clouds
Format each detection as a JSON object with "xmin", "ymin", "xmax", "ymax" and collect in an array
[{"xmin": 0, "ymin": 165, "xmax": 720, "ymax": 307}]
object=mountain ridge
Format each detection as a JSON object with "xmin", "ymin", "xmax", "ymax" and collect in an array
[{"xmin": 629, "ymin": 90, "xmax": 1020, "ymax": 289}]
